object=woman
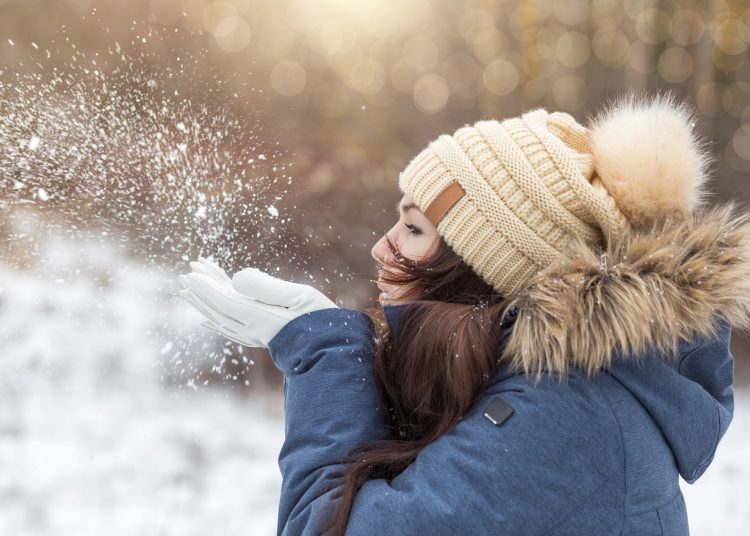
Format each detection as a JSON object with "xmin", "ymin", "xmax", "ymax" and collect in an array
[{"xmin": 178, "ymin": 91, "xmax": 750, "ymax": 535}]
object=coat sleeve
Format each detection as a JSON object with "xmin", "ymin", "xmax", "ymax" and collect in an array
[{"xmin": 266, "ymin": 307, "xmax": 391, "ymax": 536}]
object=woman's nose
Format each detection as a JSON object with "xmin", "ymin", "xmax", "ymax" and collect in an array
[
  {"xmin": 371, "ymin": 230, "xmax": 394, "ymax": 264},
  {"xmin": 371, "ymin": 234, "xmax": 387, "ymax": 263}
]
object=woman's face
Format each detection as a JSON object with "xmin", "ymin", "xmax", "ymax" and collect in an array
[{"xmin": 371, "ymin": 193, "xmax": 438, "ymax": 305}]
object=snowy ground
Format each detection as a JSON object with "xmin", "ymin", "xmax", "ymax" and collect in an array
[
  {"xmin": 1, "ymin": 231, "xmax": 749, "ymax": 535},
  {"xmin": 0, "ymin": 231, "xmax": 285, "ymax": 535}
]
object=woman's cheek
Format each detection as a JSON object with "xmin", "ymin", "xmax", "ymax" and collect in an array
[{"xmin": 412, "ymin": 235, "xmax": 432, "ymax": 257}]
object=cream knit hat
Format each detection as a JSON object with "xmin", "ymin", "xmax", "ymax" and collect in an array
[{"xmin": 398, "ymin": 91, "xmax": 712, "ymax": 297}]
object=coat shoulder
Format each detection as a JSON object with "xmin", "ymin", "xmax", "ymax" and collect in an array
[
  {"xmin": 439, "ymin": 370, "xmax": 628, "ymax": 533},
  {"xmin": 475, "ymin": 370, "xmax": 626, "ymax": 475}
]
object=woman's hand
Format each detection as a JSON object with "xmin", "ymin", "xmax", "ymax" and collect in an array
[{"xmin": 178, "ymin": 257, "xmax": 339, "ymax": 348}]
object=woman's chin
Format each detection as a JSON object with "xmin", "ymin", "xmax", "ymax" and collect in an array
[
  {"xmin": 380, "ymin": 291, "xmax": 402, "ymax": 306},
  {"xmin": 380, "ymin": 292, "xmax": 412, "ymax": 307}
]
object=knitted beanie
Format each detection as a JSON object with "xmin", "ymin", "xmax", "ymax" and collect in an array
[{"xmin": 398, "ymin": 91, "xmax": 712, "ymax": 297}]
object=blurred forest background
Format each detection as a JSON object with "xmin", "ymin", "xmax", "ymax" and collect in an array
[
  {"xmin": 2, "ymin": 0, "xmax": 750, "ymax": 386},
  {"xmin": 1, "ymin": 1, "xmax": 750, "ymax": 533}
]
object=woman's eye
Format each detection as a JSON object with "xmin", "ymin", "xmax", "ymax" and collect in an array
[{"xmin": 405, "ymin": 223, "xmax": 422, "ymax": 235}]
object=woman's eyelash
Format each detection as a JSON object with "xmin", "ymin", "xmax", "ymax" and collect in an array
[{"xmin": 405, "ymin": 223, "xmax": 422, "ymax": 235}]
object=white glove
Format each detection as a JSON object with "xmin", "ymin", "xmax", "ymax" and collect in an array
[{"xmin": 178, "ymin": 257, "xmax": 339, "ymax": 348}]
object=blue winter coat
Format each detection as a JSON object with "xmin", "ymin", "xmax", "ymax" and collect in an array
[{"xmin": 266, "ymin": 206, "xmax": 750, "ymax": 535}]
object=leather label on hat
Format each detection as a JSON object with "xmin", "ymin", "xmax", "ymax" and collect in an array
[{"xmin": 424, "ymin": 181, "xmax": 466, "ymax": 227}]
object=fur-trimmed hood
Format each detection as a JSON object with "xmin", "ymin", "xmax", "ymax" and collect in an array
[{"xmin": 500, "ymin": 202, "xmax": 750, "ymax": 377}]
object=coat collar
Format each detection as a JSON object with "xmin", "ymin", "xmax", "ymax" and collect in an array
[
  {"xmin": 383, "ymin": 302, "xmax": 408, "ymax": 333},
  {"xmin": 500, "ymin": 203, "xmax": 750, "ymax": 376}
]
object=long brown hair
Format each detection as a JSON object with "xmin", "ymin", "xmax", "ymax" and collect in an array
[{"xmin": 322, "ymin": 233, "xmax": 513, "ymax": 534}]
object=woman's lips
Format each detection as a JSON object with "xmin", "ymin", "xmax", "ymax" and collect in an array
[{"xmin": 376, "ymin": 278, "xmax": 387, "ymax": 292}]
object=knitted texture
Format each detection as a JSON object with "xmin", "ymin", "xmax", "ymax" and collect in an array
[{"xmin": 398, "ymin": 107, "xmax": 630, "ymax": 297}]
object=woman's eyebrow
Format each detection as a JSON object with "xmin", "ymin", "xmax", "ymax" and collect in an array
[{"xmin": 397, "ymin": 201, "xmax": 420, "ymax": 214}]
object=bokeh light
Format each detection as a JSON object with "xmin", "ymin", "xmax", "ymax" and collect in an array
[
  {"xmin": 271, "ymin": 60, "xmax": 307, "ymax": 96},
  {"xmin": 671, "ymin": 9, "xmax": 705, "ymax": 46},
  {"xmin": 483, "ymin": 59, "xmax": 519, "ymax": 96},
  {"xmin": 346, "ymin": 58, "xmax": 386, "ymax": 95},
  {"xmin": 657, "ymin": 47, "xmax": 693, "ymax": 83},
  {"xmin": 214, "ymin": 18, "xmax": 252, "ymax": 52},
  {"xmin": 592, "ymin": 30, "xmax": 630, "ymax": 68},
  {"xmin": 412, "ymin": 73, "xmax": 450, "ymax": 113},
  {"xmin": 636, "ymin": 9, "xmax": 672, "ymax": 44},
  {"xmin": 556, "ymin": 32, "xmax": 591, "ymax": 68},
  {"xmin": 714, "ymin": 19, "xmax": 750, "ymax": 56}
]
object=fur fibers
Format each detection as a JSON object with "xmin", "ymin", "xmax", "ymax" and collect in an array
[
  {"xmin": 501, "ymin": 202, "xmax": 750, "ymax": 378},
  {"xmin": 587, "ymin": 90, "xmax": 714, "ymax": 228}
]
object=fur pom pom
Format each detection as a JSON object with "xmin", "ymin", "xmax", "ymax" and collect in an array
[{"xmin": 587, "ymin": 90, "xmax": 714, "ymax": 227}]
